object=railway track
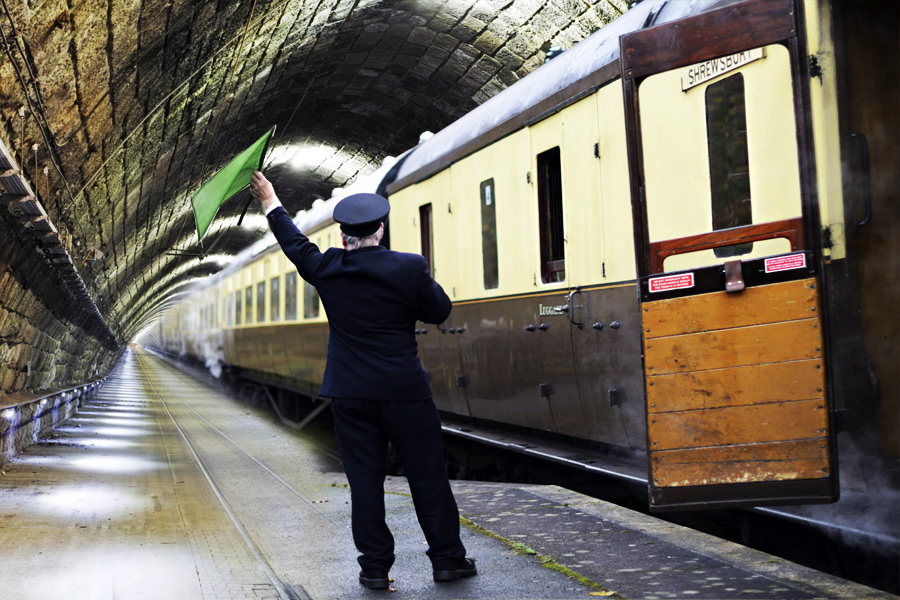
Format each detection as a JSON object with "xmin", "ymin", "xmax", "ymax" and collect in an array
[{"xmin": 133, "ymin": 351, "xmax": 345, "ymax": 600}]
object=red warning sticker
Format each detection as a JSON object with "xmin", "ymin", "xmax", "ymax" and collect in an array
[
  {"xmin": 765, "ymin": 253, "xmax": 806, "ymax": 273},
  {"xmin": 648, "ymin": 273, "xmax": 695, "ymax": 293}
]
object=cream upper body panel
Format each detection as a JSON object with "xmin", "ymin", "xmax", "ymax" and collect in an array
[{"xmin": 390, "ymin": 80, "xmax": 638, "ymax": 303}]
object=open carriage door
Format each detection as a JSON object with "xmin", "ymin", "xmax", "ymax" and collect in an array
[{"xmin": 621, "ymin": 0, "xmax": 838, "ymax": 509}]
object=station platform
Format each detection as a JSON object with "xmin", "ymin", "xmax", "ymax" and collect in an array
[{"xmin": 0, "ymin": 350, "xmax": 894, "ymax": 600}]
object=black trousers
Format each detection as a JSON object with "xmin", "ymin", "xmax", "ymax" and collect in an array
[{"xmin": 331, "ymin": 397, "xmax": 467, "ymax": 571}]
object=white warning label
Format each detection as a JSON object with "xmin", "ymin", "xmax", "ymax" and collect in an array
[
  {"xmin": 648, "ymin": 273, "xmax": 695, "ymax": 293},
  {"xmin": 764, "ymin": 253, "xmax": 806, "ymax": 273}
]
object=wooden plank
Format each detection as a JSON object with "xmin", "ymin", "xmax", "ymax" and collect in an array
[
  {"xmin": 651, "ymin": 439, "xmax": 830, "ymax": 487},
  {"xmin": 648, "ymin": 398, "xmax": 827, "ymax": 451},
  {"xmin": 643, "ymin": 278, "xmax": 819, "ymax": 339},
  {"xmin": 645, "ymin": 318, "xmax": 822, "ymax": 375},
  {"xmin": 647, "ymin": 359, "xmax": 825, "ymax": 413},
  {"xmin": 621, "ymin": 0, "xmax": 796, "ymax": 80}
]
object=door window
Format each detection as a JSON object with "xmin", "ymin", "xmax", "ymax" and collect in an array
[{"xmin": 706, "ymin": 74, "xmax": 752, "ymax": 257}]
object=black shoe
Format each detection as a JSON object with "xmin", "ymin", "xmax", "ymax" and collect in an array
[
  {"xmin": 433, "ymin": 558, "xmax": 477, "ymax": 582},
  {"xmin": 359, "ymin": 569, "xmax": 390, "ymax": 589}
]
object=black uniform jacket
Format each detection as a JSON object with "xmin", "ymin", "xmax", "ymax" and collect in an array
[{"xmin": 267, "ymin": 206, "xmax": 452, "ymax": 401}]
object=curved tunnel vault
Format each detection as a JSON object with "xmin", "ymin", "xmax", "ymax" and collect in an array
[{"xmin": 0, "ymin": 0, "xmax": 628, "ymax": 395}]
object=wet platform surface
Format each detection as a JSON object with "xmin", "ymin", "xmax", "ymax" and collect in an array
[{"xmin": 0, "ymin": 350, "xmax": 894, "ymax": 600}]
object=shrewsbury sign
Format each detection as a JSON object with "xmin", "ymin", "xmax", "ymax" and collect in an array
[{"xmin": 681, "ymin": 48, "xmax": 766, "ymax": 91}]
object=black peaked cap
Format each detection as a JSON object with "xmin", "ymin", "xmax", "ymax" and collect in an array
[{"xmin": 333, "ymin": 193, "xmax": 390, "ymax": 237}]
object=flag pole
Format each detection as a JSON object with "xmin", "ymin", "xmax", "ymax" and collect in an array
[{"xmin": 236, "ymin": 125, "xmax": 276, "ymax": 228}]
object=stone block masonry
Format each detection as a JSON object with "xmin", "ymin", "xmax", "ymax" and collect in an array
[{"xmin": 0, "ymin": 214, "xmax": 119, "ymax": 400}]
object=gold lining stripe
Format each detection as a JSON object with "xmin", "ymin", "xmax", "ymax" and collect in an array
[{"xmin": 452, "ymin": 281, "xmax": 636, "ymax": 306}]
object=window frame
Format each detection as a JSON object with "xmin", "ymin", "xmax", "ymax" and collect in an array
[
  {"xmin": 285, "ymin": 272, "xmax": 298, "ymax": 320},
  {"xmin": 480, "ymin": 178, "xmax": 499, "ymax": 290},
  {"xmin": 244, "ymin": 286, "xmax": 253, "ymax": 324},
  {"xmin": 419, "ymin": 203, "xmax": 434, "ymax": 276},
  {"xmin": 270, "ymin": 276, "xmax": 281, "ymax": 323}
]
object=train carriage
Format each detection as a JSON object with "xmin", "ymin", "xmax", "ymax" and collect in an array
[{"xmin": 156, "ymin": 0, "xmax": 898, "ymax": 530}]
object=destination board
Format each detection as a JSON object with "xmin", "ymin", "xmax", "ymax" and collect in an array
[{"xmin": 682, "ymin": 48, "xmax": 766, "ymax": 91}]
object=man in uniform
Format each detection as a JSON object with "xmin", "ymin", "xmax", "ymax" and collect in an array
[{"xmin": 249, "ymin": 171, "xmax": 476, "ymax": 589}]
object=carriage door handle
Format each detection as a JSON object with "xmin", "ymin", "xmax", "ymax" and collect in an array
[{"xmin": 564, "ymin": 287, "xmax": 583, "ymax": 329}]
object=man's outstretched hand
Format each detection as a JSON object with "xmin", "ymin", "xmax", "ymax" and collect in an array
[{"xmin": 250, "ymin": 170, "xmax": 281, "ymax": 212}]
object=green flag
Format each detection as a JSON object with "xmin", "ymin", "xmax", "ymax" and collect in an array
[{"xmin": 191, "ymin": 126, "xmax": 275, "ymax": 241}]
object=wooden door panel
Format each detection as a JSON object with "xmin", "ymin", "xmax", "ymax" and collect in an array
[
  {"xmin": 649, "ymin": 398, "xmax": 828, "ymax": 450},
  {"xmin": 643, "ymin": 278, "xmax": 818, "ymax": 338},
  {"xmin": 645, "ymin": 319, "xmax": 822, "ymax": 374},
  {"xmin": 651, "ymin": 439, "xmax": 830, "ymax": 487},
  {"xmin": 648, "ymin": 359, "xmax": 825, "ymax": 413}
]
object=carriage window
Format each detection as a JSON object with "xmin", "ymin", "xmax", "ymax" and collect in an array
[
  {"xmin": 270, "ymin": 276, "xmax": 280, "ymax": 322},
  {"xmin": 537, "ymin": 147, "xmax": 565, "ymax": 283},
  {"xmin": 480, "ymin": 179, "xmax": 498, "ymax": 289},
  {"xmin": 304, "ymin": 281, "xmax": 320, "ymax": 319},
  {"xmin": 245, "ymin": 286, "xmax": 253, "ymax": 324},
  {"xmin": 235, "ymin": 291, "xmax": 242, "ymax": 325},
  {"xmin": 706, "ymin": 73, "xmax": 752, "ymax": 257},
  {"xmin": 257, "ymin": 282, "xmax": 266, "ymax": 323},
  {"xmin": 285, "ymin": 272, "xmax": 298, "ymax": 320},
  {"xmin": 419, "ymin": 204, "xmax": 434, "ymax": 275}
]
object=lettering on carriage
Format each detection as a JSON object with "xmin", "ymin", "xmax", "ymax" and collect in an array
[
  {"xmin": 539, "ymin": 304, "xmax": 565, "ymax": 316},
  {"xmin": 681, "ymin": 47, "xmax": 766, "ymax": 91}
]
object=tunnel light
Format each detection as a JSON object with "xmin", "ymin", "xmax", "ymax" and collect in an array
[
  {"xmin": 267, "ymin": 143, "xmax": 337, "ymax": 170},
  {"xmin": 292, "ymin": 144, "xmax": 334, "ymax": 168},
  {"xmin": 44, "ymin": 437, "xmax": 138, "ymax": 450},
  {"xmin": 91, "ymin": 404, "xmax": 146, "ymax": 412},
  {"xmin": 91, "ymin": 417, "xmax": 152, "ymax": 427},
  {"xmin": 201, "ymin": 253, "xmax": 235, "ymax": 266},
  {"xmin": 1, "ymin": 408, "xmax": 17, "ymax": 422},
  {"xmin": 93, "ymin": 427, "xmax": 151, "ymax": 438},
  {"xmin": 236, "ymin": 212, "xmax": 269, "ymax": 230},
  {"xmin": 36, "ymin": 483, "xmax": 152, "ymax": 515},
  {"xmin": 68, "ymin": 455, "xmax": 161, "ymax": 474},
  {"xmin": 77, "ymin": 410, "xmax": 145, "ymax": 419}
]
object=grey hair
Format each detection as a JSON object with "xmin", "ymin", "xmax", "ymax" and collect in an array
[{"xmin": 342, "ymin": 225, "xmax": 383, "ymax": 250}]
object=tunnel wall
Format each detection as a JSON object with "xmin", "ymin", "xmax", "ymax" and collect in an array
[
  {"xmin": 0, "ymin": 381, "xmax": 103, "ymax": 466},
  {"xmin": 0, "ymin": 216, "xmax": 120, "ymax": 400}
]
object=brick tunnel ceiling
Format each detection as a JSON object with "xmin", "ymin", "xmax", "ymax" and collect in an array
[{"xmin": 0, "ymin": 0, "xmax": 628, "ymax": 344}]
